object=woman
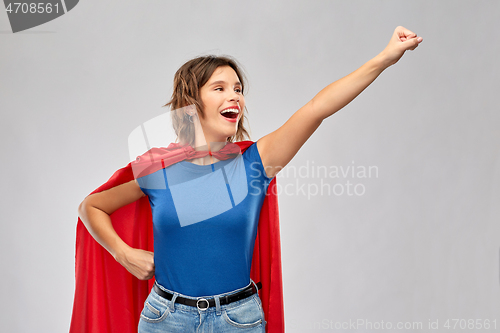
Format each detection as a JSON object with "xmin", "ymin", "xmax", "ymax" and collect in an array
[{"xmin": 73, "ymin": 26, "xmax": 422, "ymax": 333}]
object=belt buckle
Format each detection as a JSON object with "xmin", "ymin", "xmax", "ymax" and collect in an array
[{"xmin": 196, "ymin": 298, "xmax": 209, "ymax": 311}]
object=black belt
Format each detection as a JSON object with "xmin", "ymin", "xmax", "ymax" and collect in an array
[{"xmin": 153, "ymin": 281, "xmax": 262, "ymax": 310}]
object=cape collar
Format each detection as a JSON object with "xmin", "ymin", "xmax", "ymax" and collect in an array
[{"xmin": 131, "ymin": 142, "xmax": 242, "ymax": 178}]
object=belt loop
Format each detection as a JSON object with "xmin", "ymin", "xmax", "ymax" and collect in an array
[
  {"xmin": 250, "ymin": 279, "xmax": 257, "ymax": 292},
  {"xmin": 169, "ymin": 292, "xmax": 178, "ymax": 312},
  {"xmin": 215, "ymin": 295, "xmax": 221, "ymax": 316}
]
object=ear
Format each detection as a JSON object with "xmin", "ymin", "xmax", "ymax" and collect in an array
[{"xmin": 184, "ymin": 104, "xmax": 197, "ymax": 116}]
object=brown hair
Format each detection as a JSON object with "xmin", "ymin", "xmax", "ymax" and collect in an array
[{"xmin": 164, "ymin": 55, "xmax": 251, "ymax": 146}]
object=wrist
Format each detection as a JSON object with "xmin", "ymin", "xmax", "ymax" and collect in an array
[
  {"xmin": 111, "ymin": 241, "xmax": 131, "ymax": 263},
  {"xmin": 372, "ymin": 51, "xmax": 393, "ymax": 71}
]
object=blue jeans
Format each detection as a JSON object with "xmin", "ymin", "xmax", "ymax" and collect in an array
[{"xmin": 138, "ymin": 280, "xmax": 266, "ymax": 333}]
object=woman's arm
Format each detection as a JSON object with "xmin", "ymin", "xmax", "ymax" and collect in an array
[
  {"xmin": 257, "ymin": 26, "xmax": 423, "ymax": 178},
  {"xmin": 78, "ymin": 179, "xmax": 155, "ymax": 280}
]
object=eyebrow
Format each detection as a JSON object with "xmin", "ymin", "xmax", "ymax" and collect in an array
[{"xmin": 208, "ymin": 80, "xmax": 242, "ymax": 87}]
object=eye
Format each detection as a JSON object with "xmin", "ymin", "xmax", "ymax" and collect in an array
[
  {"xmin": 215, "ymin": 87, "xmax": 223, "ymax": 91},
  {"xmin": 235, "ymin": 88, "xmax": 242, "ymax": 93}
]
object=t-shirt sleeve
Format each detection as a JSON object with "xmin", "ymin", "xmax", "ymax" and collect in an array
[
  {"xmin": 136, "ymin": 169, "xmax": 168, "ymax": 192},
  {"xmin": 244, "ymin": 142, "xmax": 275, "ymax": 182},
  {"xmin": 136, "ymin": 176, "xmax": 149, "ymax": 196}
]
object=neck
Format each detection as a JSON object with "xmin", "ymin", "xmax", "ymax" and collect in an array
[
  {"xmin": 206, "ymin": 141, "xmax": 227, "ymax": 152},
  {"xmin": 187, "ymin": 118, "xmax": 231, "ymax": 165},
  {"xmin": 184, "ymin": 129, "xmax": 225, "ymax": 165}
]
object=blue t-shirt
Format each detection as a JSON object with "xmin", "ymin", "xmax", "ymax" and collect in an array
[{"xmin": 137, "ymin": 142, "xmax": 273, "ymax": 297}]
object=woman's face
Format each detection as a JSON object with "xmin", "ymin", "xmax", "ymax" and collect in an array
[{"xmin": 198, "ymin": 66, "xmax": 245, "ymax": 143}]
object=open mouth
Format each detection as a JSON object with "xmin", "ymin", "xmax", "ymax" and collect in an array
[{"xmin": 220, "ymin": 108, "xmax": 239, "ymax": 119}]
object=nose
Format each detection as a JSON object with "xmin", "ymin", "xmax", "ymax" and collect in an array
[{"xmin": 229, "ymin": 92, "xmax": 240, "ymax": 103}]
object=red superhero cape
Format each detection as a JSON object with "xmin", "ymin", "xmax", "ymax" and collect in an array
[{"xmin": 69, "ymin": 140, "xmax": 285, "ymax": 333}]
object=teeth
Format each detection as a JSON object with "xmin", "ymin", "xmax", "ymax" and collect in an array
[{"xmin": 221, "ymin": 108, "xmax": 239, "ymax": 114}]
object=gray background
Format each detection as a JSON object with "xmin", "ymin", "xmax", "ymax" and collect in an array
[{"xmin": 1, "ymin": 0, "xmax": 499, "ymax": 332}]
